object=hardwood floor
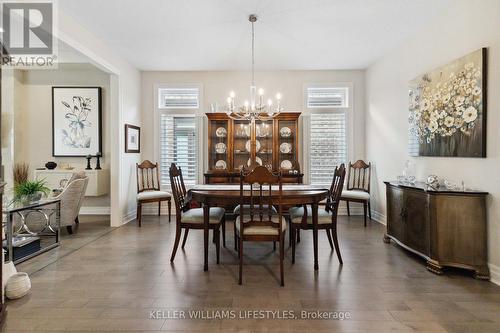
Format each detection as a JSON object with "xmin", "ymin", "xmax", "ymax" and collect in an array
[{"xmin": 2, "ymin": 215, "xmax": 500, "ymax": 332}]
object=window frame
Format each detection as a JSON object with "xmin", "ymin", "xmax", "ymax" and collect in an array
[
  {"xmin": 306, "ymin": 86, "xmax": 350, "ymax": 109},
  {"xmin": 158, "ymin": 87, "xmax": 201, "ymax": 110},
  {"xmin": 303, "ymin": 82, "xmax": 354, "ymax": 186},
  {"xmin": 154, "ymin": 84, "xmax": 204, "ymax": 188}
]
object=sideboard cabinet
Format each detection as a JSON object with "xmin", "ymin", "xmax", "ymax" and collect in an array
[
  {"xmin": 384, "ymin": 181, "xmax": 489, "ymax": 279},
  {"xmin": 205, "ymin": 112, "xmax": 303, "ymax": 184}
]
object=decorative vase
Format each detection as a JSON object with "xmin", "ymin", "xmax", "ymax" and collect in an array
[
  {"xmin": 45, "ymin": 161, "xmax": 57, "ymax": 170},
  {"xmin": 20, "ymin": 192, "xmax": 43, "ymax": 204}
]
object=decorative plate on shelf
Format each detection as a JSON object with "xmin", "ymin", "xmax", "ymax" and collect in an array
[
  {"xmin": 247, "ymin": 157, "xmax": 263, "ymax": 167},
  {"xmin": 280, "ymin": 127, "xmax": 292, "ymax": 138},
  {"xmin": 215, "ymin": 127, "xmax": 227, "ymax": 137},
  {"xmin": 245, "ymin": 140, "xmax": 261, "ymax": 152},
  {"xmin": 280, "ymin": 160, "xmax": 293, "ymax": 170},
  {"xmin": 215, "ymin": 142, "xmax": 226, "ymax": 154},
  {"xmin": 279, "ymin": 142, "xmax": 292, "ymax": 154},
  {"xmin": 215, "ymin": 160, "xmax": 227, "ymax": 170},
  {"xmin": 244, "ymin": 125, "xmax": 251, "ymax": 137},
  {"xmin": 257, "ymin": 124, "xmax": 270, "ymax": 138}
]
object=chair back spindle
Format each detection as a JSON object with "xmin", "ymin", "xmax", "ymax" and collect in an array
[
  {"xmin": 136, "ymin": 160, "xmax": 161, "ymax": 192},
  {"xmin": 325, "ymin": 164, "xmax": 346, "ymax": 214},
  {"xmin": 346, "ymin": 160, "xmax": 371, "ymax": 193},
  {"xmin": 239, "ymin": 166, "xmax": 283, "ymax": 234},
  {"xmin": 169, "ymin": 163, "xmax": 190, "ymax": 217}
]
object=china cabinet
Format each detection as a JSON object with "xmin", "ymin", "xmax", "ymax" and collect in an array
[{"xmin": 205, "ymin": 112, "xmax": 303, "ymax": 184}]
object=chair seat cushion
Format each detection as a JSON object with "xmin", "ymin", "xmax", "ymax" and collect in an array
[
  {"xmin": 181, "ymin": 207, "xmax": 225, "ymax": 224},
  {"xmin": 341, "ymin": 190, "xmax": 370, "ymax": 201},
  {"xmin": 233, "ymin": 204, "xmax": 277, "ymax": 215},
  {"xmin": 235, "ymin": 215, "xmax": 286, "ymax": 236},
  {"xmin": 137, "ymin": 190, "xmax": 171, "ymax": 201},
  {"xmin": 289, "ymin": 206, "xmax": 332, "ymax": 224}
]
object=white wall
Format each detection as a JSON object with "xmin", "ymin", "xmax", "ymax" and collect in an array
[
  {"xmin": 365, "ymin": 0, "xmax": 500, "ymax": 283},
  {"xmin": 54, "ymin": 10, "xmax": 142, "ymax": 226},
  {"xmin": 11, "ymin": 64, "xmax": 110, "ymax": 210},
  {"xmin": 141, "ymin": 70, "xmax": 366, "ymax": 182}
]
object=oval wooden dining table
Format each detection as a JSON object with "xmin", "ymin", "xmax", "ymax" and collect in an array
[{"xmin": 187, "ymin": 185, "xmax": 329, "ymax": 271}]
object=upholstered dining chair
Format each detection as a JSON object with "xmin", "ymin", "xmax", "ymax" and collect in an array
[
  {"xmin": 340, "ymin": 160, "xmax": 371, "ymax": 227},
  {"xmin": 236, "ymin": 166, "xmax": 286, "ymax": 286},
  {"xmin": 136, "ymin": 160, "xmax": 172, "ymax": 227},
  {"xmin": 169, "ymin": 163, "xmax": 225, "ymax": 265},
  {"xmin": 288, "ymin": 164, "xmax": 346, "ymax": 266}
]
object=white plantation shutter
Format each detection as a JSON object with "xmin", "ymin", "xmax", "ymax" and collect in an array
[
  {"xmin": 309, "ymin": 112, "xmax": 348, "ymax": 185},
  {"xmin": 159, "ymin": 115, "xmax": 197, "ymax": 186},
  {"xmin": 307, "ymin": 87, "xmax": 349, "ymax": 108},
  {"xmin": 159, "ymin": 88, "xmax": 200, "ymax": 109}
]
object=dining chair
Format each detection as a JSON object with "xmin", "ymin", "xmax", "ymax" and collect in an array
[
  {"xmin": 288, "ymin": 164, "xmax": 346, "ymax": 267},
  {"xmin": 236, "ymin": 166, "xmax": 286, "ymax": 286},
  {"xmin": 340, "ymin": 160, "xmax": 371, "ymax": 227},
  {"xmin": 169, "ymin": 163, "xmax": 225, "ymax": 265},
  {"xmin": 136, "ymin": 160, "xmax": 172, "ymax": 227}
]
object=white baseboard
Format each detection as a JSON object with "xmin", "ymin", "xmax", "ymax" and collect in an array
[
  {"xmin": 80, "ymin": 206, "xmax": 111, "ymax": 215},
  {"xmin": 371, "ymin": 210, "xmax": 386, "ymax": 225},
  {"xmin": 489, "ymin": 263, "xmax": 500, "ymax": 286},
  {"xmin": 122, "ymin": 209, "xmax": 137, "ymax": 225}
]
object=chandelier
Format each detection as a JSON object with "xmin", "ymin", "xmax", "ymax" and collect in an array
[{"xmin": 225, "ymin": 14, "xmax": 283, "ymax": 121}]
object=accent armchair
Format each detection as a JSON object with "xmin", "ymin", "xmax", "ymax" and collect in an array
[{"xmin": 52, "ymin": 171, "xmax": 89, "ymax": 234}]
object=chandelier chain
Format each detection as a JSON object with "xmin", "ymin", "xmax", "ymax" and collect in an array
[{"xmin": 251, "ymin": 20, "xmax": 255, "ymax": 86}]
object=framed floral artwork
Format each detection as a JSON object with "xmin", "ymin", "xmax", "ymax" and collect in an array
[
  {"xmin": 52, "ymin": 87, "xmax": 102, "ymax": 157},
  {"xmin": 408, "ymin": 48, "xmax": 487, "ymax": 157},
  {"xmin": 125, "ymin": 124, "xmax": 140, "ymax": 153}
]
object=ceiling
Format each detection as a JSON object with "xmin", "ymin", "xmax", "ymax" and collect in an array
[{"xmin": 59, "ymin": 0, "xmax": 450, "ymax": 71}]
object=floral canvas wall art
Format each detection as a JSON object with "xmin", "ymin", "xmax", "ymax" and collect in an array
[
  {"xmin": 408, "ymin": 48, "xmax": 487, "ymax": 157},
  {"xmin": 52, "ymin": 87, "xmax": 102, "ymax": 157}
]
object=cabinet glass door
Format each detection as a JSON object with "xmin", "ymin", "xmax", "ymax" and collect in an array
[
  {"xmin": 209, "ymin": 119, "xmax": 229, "ymax": 171},
  {"xmin": 255, "ymin": 120, "xmax": 273, "ymax": 170},
  {"xmin": 232, "ymin": 121, "xmax": 251, "ymax": 171},
  {"xmin": 277, "ymin": 120, "xmax": 297, "ymax": 172}
]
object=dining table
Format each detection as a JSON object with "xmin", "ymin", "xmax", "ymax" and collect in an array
[{"xmin": 188, "ymin": 184, "xmax": 329, "ymax": 271}]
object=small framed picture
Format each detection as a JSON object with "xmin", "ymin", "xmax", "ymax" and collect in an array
[
  {"xmin": 52, "ymin": 86, "xmax": 102, "ymax": 157},
  {"xmin": 125, "ymin": 124, "xmax": 140, "ymax": 153}
]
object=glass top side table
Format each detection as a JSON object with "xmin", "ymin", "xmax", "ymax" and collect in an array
[{"xmin": 3, "ymin": 198, "xmax": 61, "ymax": 264}]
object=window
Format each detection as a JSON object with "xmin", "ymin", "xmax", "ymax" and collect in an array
[
  {"xmin": 159, "ymin": 115, "xmax": 197, "ymax": 186},
  {"xmin": 158, "ymin": 87, "xmax": 200, "ymax": 109},
  {"xmin": 307, "ymin": 87, "xmax": 349, "ymax": 108},
  {"xmin": 307, "ymin": 85, "xmax": 350, "ymax": 185}
]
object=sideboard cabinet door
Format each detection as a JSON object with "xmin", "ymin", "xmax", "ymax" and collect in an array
[
  {"xmin": 404, "ymin": 189, "xmax": 431, "ymax": 256},
  {"xmin": 386, "ymin": 185, "xmax": 405, "ymax": 242}
]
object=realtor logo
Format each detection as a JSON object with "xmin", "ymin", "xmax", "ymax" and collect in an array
[{"xmin": 1, "ymin": 1, "xmax": 57, "ymax": 68}]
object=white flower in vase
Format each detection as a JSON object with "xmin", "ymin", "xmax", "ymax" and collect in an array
[
  {"xmin": 428, "ymin": 121, "xmax": 439, "ymax": 133},
  {"xmin": 472, "ymin": 86, "xmax": 482, "ymax": 96},
  {"xmin": 463, "ymin": 106, "xmax": 478, "ymax": 123},
  {"xmin": 454, "ymin": 95, "xmax": 465, "ymax": 107},
  {"xmin": 444, "ymin": 116, "xmax": 455, "ymax": 128}
]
